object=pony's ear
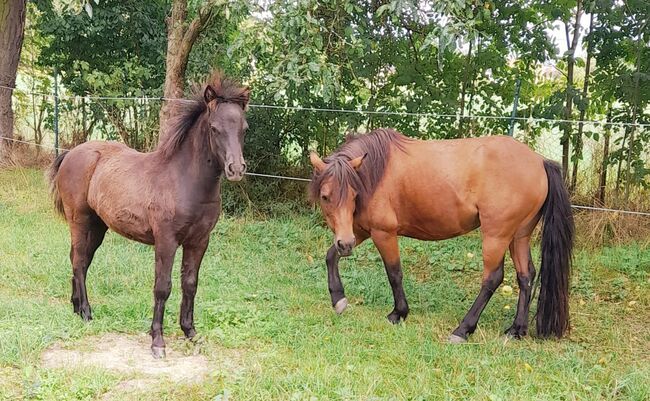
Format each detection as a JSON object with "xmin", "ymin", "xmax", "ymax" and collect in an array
[
  {"xmin": 348, "ymin": 153, "xmax": 366, "ymax": 170},
  {"xmin": 310, "ymin": 152, "xmax": 326, "ymax": 172},
  {"xmin": 204, "ymin": 85, "xmax": 217, "ymax": 104}
]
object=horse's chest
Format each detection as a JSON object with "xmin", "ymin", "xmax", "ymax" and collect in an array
[{"xmin": 174, "ymin": 202, "xmax": 221, "ymax": 242}]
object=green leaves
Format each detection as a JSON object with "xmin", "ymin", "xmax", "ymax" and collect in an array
[{"xmin": 20, "ymin": 0, "xmax": 649, "ymax": 197}]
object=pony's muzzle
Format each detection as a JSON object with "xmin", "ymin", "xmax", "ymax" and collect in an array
[
  {"xmin": 225, "ymin": 160, "xmax": 246, "ymax": 181},
  {"xmin": 335, "ymin": 238, "xmax": 355, "ymax": 257}
]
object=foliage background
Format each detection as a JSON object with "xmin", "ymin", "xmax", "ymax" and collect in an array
[{"xmin": 11, "ymin": 0, "xmax": 650, "ymax": 211}]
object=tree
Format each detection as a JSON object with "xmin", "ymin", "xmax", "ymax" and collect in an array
[
  {"xmin": 570, "ymin": 7, "xmax": 595, "ymax": 192},
  {"xmin": 591, "ymin": 0, "xmax": 650, "ymax": 202},
  {"xmin": 19, "ymin": 2, "xmax": 52, "ymax": 148},
  {"xmin": 560, "ymin": 0, "xmax": 583, "ymax": 180},
  {"xmin": 0, "ymin": 0, "xmax": 27, "ymax": 158},
  {"xmin": 13, "ymin": 0, "xmax": 646, "ymax": 205},
  {"xmin": 36, "ymin": 0, "xmax": 168, "ymax": 149},
  {"xmin": 159, "ymin": 0, "xmax": 237, "ymax": 140}
]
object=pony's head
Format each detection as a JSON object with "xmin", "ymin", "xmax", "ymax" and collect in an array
[
  {"xmin": 309, "ymin": 129, "xmax": 407, "ymax": 256},
  {"xmin": 202, "ymin": 73, "xmax": 250, "ymax": 181},
  {"xmin": 161, "ymin": 71, "xmax": 251, "ymax": 181},
  {"xmin": 309, "ymin": 152, "xmax": 366, "ymax": 256}
]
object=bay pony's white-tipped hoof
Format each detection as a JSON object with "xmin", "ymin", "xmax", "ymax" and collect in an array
[
  {"xmin": 334, "ymin": 298, "xmax": 349, "ymax": 315},
  {"xmin": 447, "ymin": 334, "xmax": 467, "ymax": 344}
]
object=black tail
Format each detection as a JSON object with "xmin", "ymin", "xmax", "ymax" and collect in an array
[
  {"xmin": 536, "ymin": 160, "xmax": 574, "ymax": 338},
  {"xmin": 47, "ymin": 151, "xmax": 68, "ymax": 217}
]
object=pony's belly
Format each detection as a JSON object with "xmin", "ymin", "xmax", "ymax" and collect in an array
[
  {"xmin": 89, "ymin": 196, "xmax": 155, "ymax": 244},
  {"xmin": 399, "ymin": 225, "xmax": 478, "ymax": 241},
  {"xmin": 397, "ymin": 214, "xmax": 480, "ymax": 241},
  {"xmin": 109, "ymin": 221, "xmax": 154, "ymax": 244},
  {"xmin": 103, "ymin": 208, "xmax": 155, "ymax": 245}
]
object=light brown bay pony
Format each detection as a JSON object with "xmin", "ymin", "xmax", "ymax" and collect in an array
[
  {"xmin": 309, "ymin": 128, "xmax": 574, "ymax": 342},
  {"xmin": 47, "ymin": 72, "xmax": 250, "ymax": 357}
]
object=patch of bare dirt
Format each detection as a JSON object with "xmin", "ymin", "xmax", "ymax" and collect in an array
[{"xmin": 41, "ymin": 333, "xmax": 244, "ymax": 399}]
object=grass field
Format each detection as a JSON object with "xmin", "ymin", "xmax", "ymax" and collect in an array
[{"xmin": 0, "ymin": 168, "xmax": 649, "ymax": 400}]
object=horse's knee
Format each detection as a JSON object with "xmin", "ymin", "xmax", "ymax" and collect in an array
[
  {"xmin": 483, "ymin": 264, "xmax": 504, "ymax": 292},
  {"xmin": 154, "ymin": 282, "xmax": 172, "ymax": 301},
  {"xmin": 181, "ymin": 275, "xmax": 197, "ymax": 294}
]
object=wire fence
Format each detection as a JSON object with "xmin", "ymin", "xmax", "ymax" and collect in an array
[
  {"xmin": 2, "ymin": 135, "xmax": 649, "ymax": 217},
  {"xmin": 3, "ymin": 83, "xmax": 650, "ymax": 128},
  {"xmin": 2, "ymin": 82, "xmax": 650, "ymax": 217}
]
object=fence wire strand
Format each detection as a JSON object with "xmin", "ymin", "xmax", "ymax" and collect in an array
[
  {"xmin": 2, "ymin": 136, "xmax": 649, "ymax": 217},
  {"xmin": 3, "ymin": 83, "xmax": 650, "ymax": 128}
]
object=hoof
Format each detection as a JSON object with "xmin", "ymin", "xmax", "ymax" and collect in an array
[
  {"xmin": 447, "ymin": 334, "xmax": 467, "ymax": 344},
  {"xmin": 183, "ymin": 328, "xmax": 197, "ymax": 340},
  {"xmin": 334, "ymin": 298, "xmax": 348, "ymax": 315},
  {"xmin": 151, "ymin": 346, "xmax": 166, "ymax": 359},
  {"xmin": 189, "ymin": 333, "xmax": 205, "ymax": 345},
  {"xmin": 79, "ymin": 308, "xmax": 92, "ymax": 322},
  {"xmin": 387, "ymin": 312, "xmax": 403, "ymax": 325},
  {"xmin": 386, "ymin": 307, "xmax": 408, "ymax": 324},
  {"xmin": 504, "ymin": 327, "xmax": 527, "ymax": 339}
]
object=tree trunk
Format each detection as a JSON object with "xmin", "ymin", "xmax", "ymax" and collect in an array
[
  {"xmin": 0, "ymin": 0, "xmax": 27, "ymax": 159},
  {"xmin": 623, "ymin": 20, "xmax": 646, "ymax": 202},
  {"xmin": 615, "ymin": 119, "xmax": 630, "ymax": 198},
  {"xmin": 466, "ymin": 37, "xmax": 481, "ymax": 137},
  {"xmin": 561, "ymin": 0, "xmax": 583, "ymax": 180},
  {"xmin": 570, "ymin": 11, "xmax": 594, "ymax": 193},
  {"xmin": 82, "ymin": 97, "xmax": 87, "ymax": 140},
  {"xmin": 596, "ymin": 107, "xmax": 612, "ymax": 205},
  {"xmin": 34, "ymin": 96, "xmax": 45, "ymax": 145},
  {"xmin": 158, "ymin": 0, "xmax": 215, "ymax": 143},
  {"xmin": 458, "ymin": 38, "xmax": 474, "ymax": 135},
  {"xmin": 106, "ymin": 106, "xmax": 133, "ymax": 148}
]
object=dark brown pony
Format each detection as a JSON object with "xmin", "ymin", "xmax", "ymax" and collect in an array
[
  {"xmin": 309, "ymin": 128, "xmax": 574, "ymax": 342},
  {"xmin": 47, "ymin": 71, "xmax": 250, "ymax": 357}
]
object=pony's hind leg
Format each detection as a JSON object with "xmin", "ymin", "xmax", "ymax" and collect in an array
[
  {"xmin": 505, "ymin": 237, "xmax": 536, "ymax": 338},
  {"xmin": 179, "ymin": 239, "xmax": 210, "ymax": 339},
  {"xmin": 449, "ymin": 235, "xmax": 509, "ymax": 343},
  {"xmin": 70, "ymin": 214, "xmax": 108, "ymax": 321},
  {"xmin": 150, "ymin": 236, "xmax": 179, "ymax": 358}
]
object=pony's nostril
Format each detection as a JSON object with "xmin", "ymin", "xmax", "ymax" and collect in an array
[
  {"xmin": 336, "ymin": 240, "xmax": 344, "ymax": 249},
  {"xmin": 227, "ymin": 163, "xmax": 234, "ymax": 174},
  {"xmin": 241, "ymin": 162, "xmax": 247, "ymax": 173}
]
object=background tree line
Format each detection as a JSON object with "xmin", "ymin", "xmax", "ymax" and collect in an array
[{"xmin": 1, "ymin": 0, "xmax": 648, "ymax": 210}]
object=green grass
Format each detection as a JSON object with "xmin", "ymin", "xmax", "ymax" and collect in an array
[{"xmin": 1, "ymin": 168, "xmax": 649, "ymax": 400}]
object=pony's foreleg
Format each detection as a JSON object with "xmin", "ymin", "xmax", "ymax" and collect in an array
[
  {"xmin": 150, "ymin": 238, "xmax": 179, "ymax": 359},
  {"xmin": 372, "ymin": 231, "xmax": 409, "ymax": 324},
  {"xmin": 505, "ymin": 239, "xmax": 536, "ymax": 338},
  {"xmin": 179, "ymin": 239, "xmax": 209, "ymax": 340},
  {"xmin": 449, "ymin": 236, "xmax": 508, "ymax": 343},
  {"xmin": 326, "ymin": 245, "xmax": 348, "ymax": 314}
]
